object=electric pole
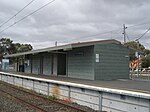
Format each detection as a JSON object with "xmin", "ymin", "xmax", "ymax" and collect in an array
[
  {"xmin": 55, "ymin": 41, "xmax": 57, "ymax": 46},
  {"xmin": 122, "ymin": 24, "xmax": 127, "ymax": 43}
]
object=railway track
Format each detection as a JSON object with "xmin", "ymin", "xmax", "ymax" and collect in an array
[
  {"xmin": 0, "ymin": 88, "xmax": 47, "ymax": 112},
  {"xmin": 0, "ymin": 81, "xmax": 95, "ymax": 112}
]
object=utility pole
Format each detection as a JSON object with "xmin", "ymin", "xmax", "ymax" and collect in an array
[
  {"xmin": 135, "ymin": 40, "xmax": 140, "ymax": 78},
  {"xmin": 55, "ymin": 41, "xmax": 57, "ymax": 46},
  {"xmin": 122, "ymin": 24, "xmax": 127, "ymax": 43}
]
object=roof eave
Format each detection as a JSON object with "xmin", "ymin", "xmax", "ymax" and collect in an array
[{"xmin": 4, "ymin": 44, "xmax": 72, "ymax": 58}]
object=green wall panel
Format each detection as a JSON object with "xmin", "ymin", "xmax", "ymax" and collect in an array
[
  {"xmin": 94, "ymin": 43, "xmax": 129, "ymax": 80},
  {"xmin": 67, "ymin": 46, "xmax": 94, "ymax": 80},
  {"xmin": 43, "ymin": 53, "xmax": 52, "ymax": 75},
  {"xmin": 32, "ymin": 55, "xmax": 41, "ymax": 74}
]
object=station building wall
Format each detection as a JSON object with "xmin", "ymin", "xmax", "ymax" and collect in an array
[
  {"xmin": 32, "ymin": 55, "xmax": 41, "ymax": 74},
  {"xmin": 42, "ymin": 53, "xmax": 52, "ymax": 75},
  {"xmin": 67, "ymin": 46, "xmax": 95, "ymax": 80},
  {"xmin": 25, "ymin": 53, "xmax": 52, "ymax": 75},
  {"xmin": 94, "ymin": 43, "xmax": 129, "ymax": 80}
]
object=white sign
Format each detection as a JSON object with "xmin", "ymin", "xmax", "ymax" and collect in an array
[
  {"xmin": 96, "ymin": 54, "xmax": 100, "ymax": 62},
  {"xmin": 2, "ymin": 59, "xmax": 9, "ymax": 70},
  {"xmin": 2, "ymin": 59, "xmax": 9, "ymax": 63},
  {"xmin": 135, "ymin": 52, "xmax": 139, "ymax": 58}
]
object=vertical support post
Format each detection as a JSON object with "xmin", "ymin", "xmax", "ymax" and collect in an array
[
  {"xmin": 136, "ymin": 41, "xmax": 140, "ymax": 78},
  {"xmin": 148, "ymin": 70, "xmax": 150, "ymax": 80},
  {"xmin": 47, "ymin": 83, "xmax": 50, "ymax": 96},
  {"xmin": 68, "ymin": 86, "xmax": 71, "ymax": 100},
  {"xmin": 33, "ymin": 80, "xmax": 35, "ymax": 90},
  {"xmin": 1, "ymin": 74, "xmax": 3, "ymax": 81},
  {"xmin": 99, "ymin": 91, "xmax": 102, "ymax": 111},
  {"xmin": 149, "ymin": 99, "xmax": 150, "ymax": 112},
  {"xmin": 16, "ymin": 57, "xmax": 19, "ymax": 72},
  {"xmin": 135, "ymin": 51, "xmax": 140, "ymax": 78},
  {"xmin": 22, "ymin": 55, "xmax": 25, "ymax": 72},
  {"xmin": 40, "ymin": 55, "xmax": 43, "ymax": 75},
  {"xmin": 51, "ymin": 54, "xmax": 53, "ymax": 75},
  {"xmin": 66, "ymin": 54, "xmax": 68, "ymax": 77},
  {"xmin": 22, "ymin": 78, "xmax": 23, "ymax": 87},
  {"xmin": 13, "ymin": 76, "xmax": 15, "ymax": 85},
  {"xmin": 0, "ymin": 74, "xmax": 2, "ymax": 80},
  {"xmin": 137, "ymin": 54, "xmax": 139, "ymax": 78},
  {"xmin": 6, "ymin": 75, "xmax": 8, "ymax": 83},
  {"xmin": 31, "ymin": 56, "xmax": 33, "ymax": 74},
  {"xmin": 131, "ymin": 68, "xmax": 134, "ymax": 80}
]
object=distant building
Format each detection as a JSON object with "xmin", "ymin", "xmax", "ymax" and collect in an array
[{"xmin": 5, "ymin": 39, "xmax": 130, "ymax": 80}]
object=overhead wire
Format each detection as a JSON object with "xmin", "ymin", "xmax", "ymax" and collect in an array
[
  {"xmin": 70, "ymin": 28, "xmax": 123, "ymax": 41},
  {"xmin": 135, "ymin": 28, "xmax": 150, "ymax": 41},
  {"xmin": 0, "ymin": 0, "xmax": 150, "ymax": 44},
  {"xmin": 0, "ymin": 0, "xmax": 56, "ymax": 34},
  {"xmin": 127, "ymin": 21, "xmax": 150, "ymax": 29},
  {"xmin": 125, "ymin": 33, "xmax": 130, "ymax": 42},
  {"xmin": 67, "ymin": 21, "xmax": 150, "ymax": 43},
  {"xmin": 73, "ymin": 21, "xmax": 150, "ymax": 42},
  {"xmin": 74, "ymin": 20, "xmax": 150, "ymax": 41},
  {"xmin": 0, "ymin": 0, "xmax": 36, "ymax": 28}
]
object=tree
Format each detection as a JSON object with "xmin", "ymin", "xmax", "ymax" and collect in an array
[
  {"xmin": 125, "ymin": 41, "xmax": 145, "ymax": 51},
  {"xmin": 141, "ymin": 54, "xmax": 150, "ymax": 68},
  {"xmin": 144, "ymin": 49, "xmax": 150, "ymax": 55},
  {"xmin": 125, "ymin": 41, "xmax": 145, "ymax": 61},
  {"xmin": 10, "ymin": 43, "xmax": 32, "ymax": 53},
  {"xmin": 0, "ymin": 38, "xmax": 33, "ymax": 63},
  {"xmin": 0, "ymin": 38, "xmax": 13, "ymax": 59},
  {"xmin": 125, "ymin": 41, "xmax": 150, "ymax": 68}
]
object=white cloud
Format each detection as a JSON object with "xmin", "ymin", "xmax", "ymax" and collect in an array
[{"xmin": 0, "ymin": 0, "xmax": 150, "ymax": 49}]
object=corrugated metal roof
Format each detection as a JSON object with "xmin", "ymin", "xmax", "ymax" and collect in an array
[
  {"xmin": 71, "ymin": 39, "xmax": 121, "ymax": 45},
  {"xmin": 4, "ymin": 39, "xmax": 120, "ymax": 58},
  {"xmin": 4, "ymin": 44, "xmax": 72, "ymax": 58}
]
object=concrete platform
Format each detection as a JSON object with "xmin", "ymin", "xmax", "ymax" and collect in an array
[
  {"xmin": 0, "ymin": 71, "xmax": 150, "ymax": 112},
  {"xmin": 4, "ymin": 71, "xmax": 150, "ymax": 94}
]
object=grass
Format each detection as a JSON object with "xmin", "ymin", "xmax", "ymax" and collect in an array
[{"xmin": 47, "ymin": 95, "xmax": 57, "ymax": 100}]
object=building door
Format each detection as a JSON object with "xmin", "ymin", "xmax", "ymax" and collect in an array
[
  {"xmin": 57, "ymin": 54, "xmax": 66, "ymax": 75},
  {"xmin": 52, "ymin": 54, "xmax": 58, "ymax": 75}
]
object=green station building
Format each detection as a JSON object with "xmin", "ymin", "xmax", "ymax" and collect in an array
[{"xmin": 5, "ymin": 39, "xmax": 130, "ymax": 80}]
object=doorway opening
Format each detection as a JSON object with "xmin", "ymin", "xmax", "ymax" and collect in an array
[
  {"xmin": 51, "ymin": 53, "xmax": 67, "ymax": 76},
  {"xmin": 58, "ymin": 53, "xmax": 66, "ymax": 76}
]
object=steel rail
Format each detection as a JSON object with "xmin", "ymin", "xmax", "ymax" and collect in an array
[
  {"xmin": 0, "ymin": 81, "xmax": 89, "ymax": 112},
  {"xmin": 0, "ymin": 88, "xmax": 48, "ymax": 112}
]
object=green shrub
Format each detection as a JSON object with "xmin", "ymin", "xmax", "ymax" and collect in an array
[{"xmin": 47, "ymin": 95, "xmax": 57, "ymax": 100}]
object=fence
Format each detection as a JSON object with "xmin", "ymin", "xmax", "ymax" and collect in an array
[{"xmin": 130, "ymin": 68, "xmax": 150, "ymax": 80}]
